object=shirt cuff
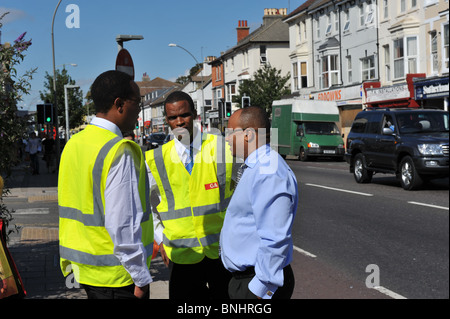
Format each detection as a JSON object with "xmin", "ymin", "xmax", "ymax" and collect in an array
[{"xmin": 248, "ymin": 276, "xmax": 278, "ymax": 299}]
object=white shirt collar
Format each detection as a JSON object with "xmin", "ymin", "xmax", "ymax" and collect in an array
[{"xmin": 90, "ymin": 117, "xmax": 123, "ymax": 137}]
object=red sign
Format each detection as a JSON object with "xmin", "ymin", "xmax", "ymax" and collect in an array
[
  {"xmin": 205, "ymin": 182, "xmax": 219, "ymax": 190},
  {"xmin": 115, "ymin": 49, "xmax": 135, "ymax": 80}
]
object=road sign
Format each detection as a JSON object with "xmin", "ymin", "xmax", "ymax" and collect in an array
[{"xmin": 115, "ymin": 49, "xmax": 135, "ymax": 79}]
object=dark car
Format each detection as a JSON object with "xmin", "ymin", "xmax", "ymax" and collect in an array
[
  {"xmin": 345, "ymin": 108, "xmax": 449, "ymax": 190},
  {"xmin": 147, "ymin": 132, "xmax": 166, "ymax": 150}
]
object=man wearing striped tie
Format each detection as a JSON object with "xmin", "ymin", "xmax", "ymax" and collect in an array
[{"xmin": 145, "ymin": 91, "xmax": 235, "ymax": 299}]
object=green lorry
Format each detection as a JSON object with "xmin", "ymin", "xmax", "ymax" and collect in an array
[{"xmin": 271, "ymin": 99, "xmax": 345, "ymax": 161}]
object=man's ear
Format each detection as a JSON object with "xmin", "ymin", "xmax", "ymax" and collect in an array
[
  {"xmin": 114, "ymin": 97, "xmax": 124, "ymax": 113},
  {"xmin": 244, "ymin": 128, "xmax": 256, "ymax": 143}
]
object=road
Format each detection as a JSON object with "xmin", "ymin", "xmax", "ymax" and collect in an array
[
  {"xmin": 5, "ymin": 157, "xmax": 449, "ymax": 299},
  {"xmin": 288, "ymin": 157, "xmax": 449, "ymax": 299}
]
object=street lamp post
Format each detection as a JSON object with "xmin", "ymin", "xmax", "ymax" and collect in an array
[
  {"xmin": 64, "ymin": 85, "xmax": 79, "ymax": 141},
  {"xmin": 168, "ymin": 43, "xmax": 205, "ymax": 124},
  {"xmin": 51, "ymin": 0, "xmax": 63, "ymax": 164}
]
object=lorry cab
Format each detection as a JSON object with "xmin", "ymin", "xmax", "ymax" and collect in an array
[{"xmin": 272, "ymin": 99, "xmax": 345, "ymax": 161}]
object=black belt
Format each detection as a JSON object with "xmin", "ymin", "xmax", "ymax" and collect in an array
[{"xmin": 231, "ymin": 267, "xmax": 255, "ymax": 279}]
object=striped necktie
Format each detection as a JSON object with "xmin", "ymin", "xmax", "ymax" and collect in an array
[{"xmin": 185, "ymin": 146, "xmax": 194, "ymax": 174}]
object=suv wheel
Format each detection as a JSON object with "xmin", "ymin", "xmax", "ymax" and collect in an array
[
  {"xmin": 353, "ymin": 153, "xmax": 373, "ymax": 183},
  {"xmin": 399, "ymin": 156, "xmax": 422, "ymax": 190}
]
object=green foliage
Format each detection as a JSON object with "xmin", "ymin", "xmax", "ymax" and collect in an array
[
  {"xmin": 39, "ymin": 68, "xmax": 84, "ymax": 130},
  {"xmin": 1, "ymin": 12, "xmax": 35, "ymax": 240},
  {"xmin": 233, "ymin": 64, "xmax": 291, "ymax": 116}
]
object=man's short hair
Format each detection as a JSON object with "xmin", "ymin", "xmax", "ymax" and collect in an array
[
  {"xmin": 240, "ymin": 106, "xmax": 271, "ymax": 130},
  {"xmin": 91, "ymin": 70, "xmax": 134, "ymax": 114},
  {"xmin": 164, "ymin": 91, "xmax": 197, "ymax": 116}
]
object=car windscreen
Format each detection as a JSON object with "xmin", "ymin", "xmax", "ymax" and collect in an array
[
  {"xmin": 304, "ymin": 122, "xmax": 341, "ymax": 135},
  {"xmin": 396, "ymin": 112, "xmax": 449, "ymax": 134}
]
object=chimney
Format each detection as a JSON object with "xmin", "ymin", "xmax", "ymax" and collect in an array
[
  {"xmin": 263, "ymin": 8, "xmax": 287, "ymax": 25},
  {"xmin": 236, "ymin": 20, "xmax": 250, "ymax": 43}
]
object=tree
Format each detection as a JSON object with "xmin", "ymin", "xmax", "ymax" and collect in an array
[
  {"xmin": 39, "ymin": 68, "xmax": 84, "ymax": 131},
  {"xmin": 233, "ymin": 64, "xmax": 291, "ymax": 116},
  {"xmin": 1, "ymin": 12, "xmax": 35, "ymax": 239}
]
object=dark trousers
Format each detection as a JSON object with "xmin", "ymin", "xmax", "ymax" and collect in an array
[
  {"xmin": 228, "ymin": 264, "xmax": 295, "ymax": 299},
  {"xmin": 169, "ymin": 257, "xmax": 232, "ymax": 300},
  {"xmin": 81, "ymin": 284, "xmax": 149, "ymax": 299}
]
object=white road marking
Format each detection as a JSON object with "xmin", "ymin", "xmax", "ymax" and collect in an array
[
  {"xmin": 408, "ymin": 201, "xmax": 449, "ymax": 211},
  {"xmin": 372, "ymin": 286, "xmax": 408, "ymax": 299},
  {"xmin": 293, "ymin": 245, "xmax": 317, "ymax": 258},
  {"xmin": 14, "ymin": 208, "xmax": 50, "ymax": 215},
  {"xmin": 306, "ymin": 183, "xmax": 374, "ymax": 197}
]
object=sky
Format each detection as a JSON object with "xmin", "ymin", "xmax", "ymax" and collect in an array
[{"xmin": 1, "ymin": 0, "xmax": 306, "ymax": 112}]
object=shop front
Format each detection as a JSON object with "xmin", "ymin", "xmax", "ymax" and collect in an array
[
  {"xmin": 363, "ymin": 73, "xmax": 426, "ymax": 109},
  {"xmin": 310, "ymin": 84, "xmax": 364, "ymax": 138},
  {"xmin": 414, "ymin": 76, "xmax": 449, "ymax": 111}
]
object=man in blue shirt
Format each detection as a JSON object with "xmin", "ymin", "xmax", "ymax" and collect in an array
[{"xmin": 221, "ymin": 106, "xmax": 298, "ymax": 299}]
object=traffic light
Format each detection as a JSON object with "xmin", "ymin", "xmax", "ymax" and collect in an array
[
  {"xmin": 37, "ymin": 104, "xmax": 45, "ymax": 124},
  {"xmin": 44, "ymin": 104, "xmax": 54, "ymax": 124},
  {"xmin": 218, "ymin": 100, "xmax": 224, "ymax": 119},
  {"xmin": 225, "ymin": 102, "xmax": 232, "ymax": 118},
  {"xmin": 242, "ymin": 96, "xmax": 251, "ymax": 108}
]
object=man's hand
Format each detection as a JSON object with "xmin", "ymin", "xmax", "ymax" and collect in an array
[
  {"xmin": 160, "ymin": 245, "xmax": 170, "ymax": 267},
  {"xmin": 134, "ymin": 284, "xmax": 149, "ymax": 299}
]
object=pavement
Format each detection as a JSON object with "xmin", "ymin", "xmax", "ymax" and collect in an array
[{"xmin": 2, "ymin": 155, "xmax": 170, "ymax": 299}]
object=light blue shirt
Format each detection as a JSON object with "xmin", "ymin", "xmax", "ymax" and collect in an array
[
  {"xmin": 220, "ymin": 144, "xmax": 298, "ymax": 299},
  {"xmin": 91, "ymin": 117, "xmax": 152, "ymax": 287}
]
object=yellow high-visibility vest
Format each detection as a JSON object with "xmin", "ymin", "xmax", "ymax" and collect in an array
[
  {"xmin": 59, "ymin": 125, "xmax": 153, "ymax": 287},
  {"xmin": 145, "ymin": 134, "xmax": 233, "ymax": 264}
]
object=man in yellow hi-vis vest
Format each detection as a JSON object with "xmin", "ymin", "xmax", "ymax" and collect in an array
[
  {"xmin": 146, "ymin": 91, "xmax": 234, "ymax": 299},
  {"xmin": 59, "ymin": 70, "xmax": 153, "ymax": 299}
]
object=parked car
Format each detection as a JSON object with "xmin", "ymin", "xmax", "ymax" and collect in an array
[
  {"xmin": 345, "ymin": 108, "xmax": 449, "ymax": 190},
  {"xmin": 146, "ymin": 132, "xmax": 166, "ymax": 150}
]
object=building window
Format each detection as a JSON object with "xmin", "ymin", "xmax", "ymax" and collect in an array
[
  {"xmin": 347, "ymin": 56, "xmax": 353, "ymax": 83},
  {"xmin": 394, "ymin": 36, "xmax": 418, "ymax": 79},
  {"xmin": 383, "ymin": 0, "xmax": 389, "ymax": 19},
  {"xmin": 335, "ymin": 12, "xmax": 339, "ymax": 32},
  {"xmin": 411, "ymin": 0, "xmax": 417, "ymax": 8},
  {"xmin": 226, "ymin": 84, "xmax": 236, "ymax": 102},
  {"xmin": 384, "ymin": 45, "xmax": 391, "ymax": 81},
  {"xmin": 443, "ymin": 23, "xmax": 449, "ymax": 72},
  {"xmin": 362, "ymin": 56, "xmax": 376, "ymax": 81},
  {"xmin": 326, "ymin": 14, "xmax": 332, "ymax": 35},
  {"xmin": 300, "ymin": 62, "xmax": 308, "ymax": 88},
  {"xmin": 359, "ymin": 5, "xmax": 365, "ymax": 27},
  {"xmin": 320, "ymin": 55, "xmax": 340, "ymax": 89},
  {"xmin": 400, "ymin": 0, "xmax": 406, "ymax": 13},
  {"xmin": 316, "ymin": 18, "xmax": 320, "ymax": 38},
  {"xmin": 343, "ymin": 11, "xmax": 350, "ymax": 33},
  {"xmin": 293, "ymin": 62, "xmax": 299, "ymax": 90},
  {"xmin": 430, "ymin": 31, "xmax": 438, "ymax": 74},
  {"xmin": 260, "ymin": 45, "xmax": 267, "ymax": 65}
]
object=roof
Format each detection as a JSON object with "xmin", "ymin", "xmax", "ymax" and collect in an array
[
  {"xmin": 220, "ymin": 16, "xmax": 289, "ymax": 59},
  {"xmin": 283, "ymin": 0, "xmax": 317, "ymax": 22},
  {"xmin": 136, "ymin": 77, "xmax": 180, "ymax": 96}
]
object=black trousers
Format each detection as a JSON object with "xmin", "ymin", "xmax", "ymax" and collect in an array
[
  {"xmin": 169, "ymin": 257, "xmax": 232, "ymax": 300},
  {"xmin": 228, "ymin": 264, "xmax": 295, "ymax": 299},
  {"xmin": 82, "ymin": 284, "xmax": 149, "ymax": 299}
]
